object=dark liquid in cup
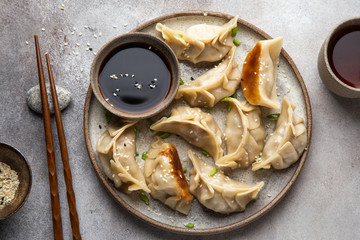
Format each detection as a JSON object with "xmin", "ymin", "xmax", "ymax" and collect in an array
[
  {"xmin": 98, "ymin": 43, "xmax": 172, "ymax": 113},
  {"xmin": 328, "ymin": 25, "xmax": 360, "ymax": 88}
]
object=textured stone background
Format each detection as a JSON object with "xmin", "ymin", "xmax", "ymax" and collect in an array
[{"xmin": 0, "ymin": 0, "xmax": 359, "ymax": 239}]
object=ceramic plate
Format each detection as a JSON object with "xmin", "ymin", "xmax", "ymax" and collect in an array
[{"xmin": 84, "ymin": 11, "xmax": 312, "ymax": 235}]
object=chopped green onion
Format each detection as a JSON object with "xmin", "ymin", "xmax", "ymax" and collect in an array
[
  {"xmin": 257, "ymin": 168, "xmax": 263, "ymax": 172},
  {"xmin": 231, "ymin": 26, "xmax": 237, "ymax": 37},
  {"xmin": 267, "ymin": 113, "xmax": 280, "ymax": 120},
  {"xmin": 220, "ymin": 97, "xmax": 231, "ymax": 102},
  {"xmin": 139, "ymin": 192, "xmax": 149, "ymax": 205},
  {"xmin": 179, "ymin": 34, "xmax": 183, "ymax": 38},
  {"xmin": 227, "ymin": 105, "xmax": 232, "ymax": 112},
  {"xmin": 180, "ymin": 78, "xmax": 184, "ymax": 85},
  {"xmin": 231, "ymin": 93, "xmax": 237, "ymax": 98},
  {"xmin": 160, "ymin": 133, "xmax": 171, "ymax": 139},
  {"xmin": 136, "ymin": 152, "xmax": 139, "ymax": 156},
  {"xmin": 182, "ymin": 167, "xmax": 187, "ymax": 173},
  {"xmin": 142, "ymin": 151, "xmax": 147, "ymax": 160},
  {"xmin": 104, "ymin": 110, "xmax": 112, "ymax": 123},
  {"xmin": 233, "ymin": 39, "xmax": 241, "ymax": 46},
  {"xmin": 201, "ymin": 150, "xmax": 209, "ymax": 157},
  {"xmin": 205, "ymin": 108, "xmax": 211, "ymax": 113},
  {"xmin": 184, "ymin": 223, "xmax": 194, "ymax": 228},
  {"xmin": 209, "ymin": 167, "xmax": 218, "ymax": 176},
  {"xmin": 134, "ymin": 127, "xmax": 138, "ymax": 136}
]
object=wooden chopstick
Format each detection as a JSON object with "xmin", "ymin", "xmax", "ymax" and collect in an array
[
  {"xmin": 45, "ymin": 53, "xmax": 82, "ymax": 240},
  {"xmin": 34, "ymin": 35, "xmax": 63, "ymax": 240}
]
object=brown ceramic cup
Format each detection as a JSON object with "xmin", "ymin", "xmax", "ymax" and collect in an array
[
  {"xmin": 318, "ymin": 17, "xmax": 360, "ymax": 98},
  {"xmin": 90, "ymin": 32, "xmax": 180, "ymax": 119}
]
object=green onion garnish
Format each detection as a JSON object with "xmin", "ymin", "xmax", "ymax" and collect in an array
[
  {"xmin": 227, "ymin": 105, "xmax": 232, "ymax": 112},
  {"xmin": 231, "ymin": 26, "xmax": 237, "ymax": 37},
  {"xmin": 233, "ymin": 39, "xmax": 241, "ymax": 46},
  {"xmin": 180, "ymin": 78, "xmax": 184, "ymax": 85},
  {"xmin": 104, "ymin": 110, "xmax": 112, "ymax": 123},
  {"xmin": 184, "ymin": 223, "xmax": 194, "ymax": 228},
  {"xmin": 142, "ymin": 152, "xmax": 147, "ymax": 160},
  {"xmin": 160, "ymin": 133, "xmax": 171, "ymax": 139},
  {"xmin": 182, "ymin": 167, "xmax": 187, "ymax": 173},
  {"xmin": 220, "ymin": 97, "xmax": 231, "ymax": 102},
  {"xmin": 209, "ymin": 167, "xmax": 218, "ymax": 176},
  {"xmin": 135, "ymin": 127, "xmax": 138, "ymax": 136},
  {"xmin": 201, "ymin": 150, "xmax": 209, "ymax": 157},
  {"xmin": 139, "ymin": 192, "xmax": 149, "ymax": 205},
  {"xmin": 257, "ymin": 168, "xmax": 263, "ymax": 172},
  {"xmin": 179, "ymin": 34, "xmax": 184, "ymax": 38},
  {"xmin": 267, "ymin": 113, "xmax": 280, "ymax": 120},
  {"xmin": 205, "ymin": 109, "xmax": 211, "ymax": 113},
  {"xmin": 231, "ymin": 93, "xmax": 237, "ymax": 98},
  {"xmin": 136, "ymin": 152, "xmax": 139, "ymax": 156}
]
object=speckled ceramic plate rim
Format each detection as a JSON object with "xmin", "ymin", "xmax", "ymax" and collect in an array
[{"xmin": 83, "ymin": 10, "xmax": 312, "ymax": 235}]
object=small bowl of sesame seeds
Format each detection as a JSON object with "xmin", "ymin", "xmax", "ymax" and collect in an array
[
  {"xmin": 0, "ymin": 143, "xmax": 32, "ymax": 221},
  {"xmin": 90, "ymin": 32, "xmax": 180, "ymax": 119}
]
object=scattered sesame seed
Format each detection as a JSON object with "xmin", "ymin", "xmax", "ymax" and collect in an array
[
  {"xmin": 60, "ymin": 6, "xmax": 64, "ymax": 10},
  {"xmin": 131, "ymin": 74, "xmax": 135, "ymax": 78},
  {"xmin": 25, "ymin": 41, "xmax": 29, "ymax": 45},
  {"xmin": 116, "ymin": 89, "xmax": 120, "ymax": 92},
  {"xmin": 93, "ymin": 52, "xmax": 97, "ymax": 56},
  {"xmin": 93, "ymin": 34, "xmax": 97, "ymax": 38},
  {"xmin": 86, "ymin": 47, "xmax": 89, "ymax": 51},
  {"xmin": 84, "ymin": 26, "xmax": 89, "ymax": 29},
  {"xmin": 113, "ymin": 93, "xmax": 117, "ymax": 97},
  {"xmin": 72, "ymin": 51, "xmax": 79, "ymax": 56},
  {"xmin": 287, "ymin": 88, "xmax": 291, "ymax": 93},
  {"xmin": 267, "ymin": 194, "xmax": 272, "ymax": 198},
  {"xmin": 203, "ymin": 12, "xmax": 208, "ymax": 16},
  {"xmin": 71, "ymin": 31, "xmax": 75, "ymax": 35},
  {"xmin": 99, "ymin": 32, "xmax": 102, "ymax": 37},
  {"xmin": 73, "ymin": 27, "xmax": 76, "ymax": 31},
  {"xmin": 78, "ymin": 32, "xmax": 83, "ymax": 36},
  {"xmin": 41, "ymin": 28, "xmax": 45, "ymax": 32},
  {"xmin": 124, "ymin": 23, "xmax": 128, "ymax": 27},
  {"xmin": 125, "ymin": 74, "xmax": 129, "ymax": 77},
  {"xmin": 87, "ymin": 43, "xmax": 91, "ymax": 46},
  {"xmin": 154, "ymin": 78, "xmax": 157, "ymax": 81},
  {"xmin": 277, "ymin": 93, "xmax": 280, "ymax": 96},
  {"xmin": 105, "ymin": 98, "xmax": 109, "ymax": 101},
  {"xmin": 148, "ymin": 46, "xmax": 152, "ymax": 50},
  {"xmin": 64, "ymin": 42, "xmax": 68, "ymax": 46},
  {"xmin": 76, "ymin": 43, "xmax": 80, "ymax": 46},
  {"xmin": 80, "ymin": 67, "xmax": 84, "ymax": 72},
  {"xmin": 112, "ymin": 25, "xmax": 118, "ymax": 28}
]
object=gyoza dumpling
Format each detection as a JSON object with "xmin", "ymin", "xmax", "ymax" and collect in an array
[
  {"xmin": 150, "ymin": 106, "xmax": 223, "ymax": 161},
  {"xmin": 216, "ymin": 98, "xmax": 266, "ymax": 168},
  {"xmin": 188, "ymin": 151, "xmax": 264, "ymax": 214},
  {"xmin": 241, "ymin": 37, "xmax": 283, "ymax": 109},
  {"xmin": 144, "ymin": 136, "xmax": 193, "ymax": 215},
  {"xmin": 156, "ymin": 16, "xmax": 238, "ymax": 64},
  {"xmin": 252, "ymin": 97, "xmax": 307, "ymax": 171},
  {"xmin": 176, "ymin": 47, "xmax": 241, "ymax": 107},
  {"xmin": 96, "ymin": 120, "xmax": 150, "ymax": 193}
]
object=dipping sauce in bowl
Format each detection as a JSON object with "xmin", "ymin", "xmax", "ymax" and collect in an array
[
  {"xmin": 91, "ymin": 32, "xmax": 180, "ymax": 119},
  {"xmin": 328, "ymin": 26, "xmax": 360, "ymax": 88},
  {"xmin": 98, "ymin": 43, "xmax": 171, "ymax": 113}
]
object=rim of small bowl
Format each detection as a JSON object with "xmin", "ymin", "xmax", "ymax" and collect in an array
[
  {"xmin": 322, "ymin": 17, "xmax": 360, "ymax": 93},
  {"xmin": 90, "ymin": 32, "xmax": 180, "ymax": 119},
  {"xmin": 0, "ymin": 143, "xmax": 32, "ymax": 221}
]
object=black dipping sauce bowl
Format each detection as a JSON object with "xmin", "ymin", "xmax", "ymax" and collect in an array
[
  {"xmin": 90, "ymin": 32, "xmax": 180, "ymax": 119},
  {"xmin": 0, "ymin": 143, "xmax": 32, "ymax": 221}
]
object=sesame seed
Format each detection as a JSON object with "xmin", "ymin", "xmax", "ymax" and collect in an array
[
  {"xmin": 71, "ymin": 31, "xmax": 75, "ymax": 35},
  {"xmin": 112, "ymin": 25, "xmax": 118, "ymax": 28},
  {"xmin": 84, "ymin": 26, "xmax": 89, "ymax": 29},
  {"xmin": 125, "ymin": 74, "xmax": 128, "ymax": 77},
  {"xmin": 116, "ymin": 89, "xmax": 120, "ymax": 92},
  {"xmin": 72, "ymin": 51, "xmax": 79, "ymax": 56},
  {"xmin": 153, "ymin": 78, "xmax": 157, "ymax": 81},
  {"xmin": 124, "ymin": 23, "xmax": 128, "ymax": 27},
  {"xmin": 203, "ymin": 12, "xmax": 208, "ymax": 16},
  {"xmin": 63, "ymin": 42, "xmax": 68, "ymax": 46},
  {"xmin": 113, "ymin": 93, "xmax": 117, "ymax": 97},
  {"xmin": 73, "ymin": 27, "xmax": 76, "ymax": 31},
  {"xmin": 41, "ymin": 28, "xmax": 45, "ymax": 31},
  {"xmin": 277, "ymin": 93, "xmax": 280, "ymax": 96},
  {"xmin": 86, "ymin": 47, "xmax": 89, "ymax": 51},
  {"xmin": 76, "ymin": 43, "xmax": 80, "ymax": 46},
  {"xmin": 25, "ymin": 41, "xmax": 29, "ymax": 45},
  {"xmin": 78, "ymin": 32, "xmax": 83, "ymax": 36},
  {"xmin": 99, "ymin": 32, "xmax": 102, "ymax": 37},
  {"xmin": 148, "ymin": 46, "xmax": 152, "ymax": 49},
  {"xmin": 93, "ymin": 34, "xmax": 97, "ymax": 38},
  {"xmin": 105, "ymin": 98, "xmax": 109, "ymax": 101},
  {"xmin": 267, "ymin": 194, "xmax": 272, "ymax": 198},
  {"xmin": 131, "ymin": 74, "xmax": 135, "ymax": 78},
  {"xmin": 93, "ymin": 52, "xmax": 97, "ymax": 56},
  {"xmin": 80, "ymin": 67, "xmax": 84, "ymax": 72},
  {"xmin": 60, "ymin": 6, "xmax": 64, "ymax": 10},
  {"xmin": 87, "ymin": 43, "xmax": 91, "ymax": 46}
]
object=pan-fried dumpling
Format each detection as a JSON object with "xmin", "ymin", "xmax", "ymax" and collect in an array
[
  {"xmin": 150, "ymin": 106, "xmax": 223, "ymax": 161},
  {"xmin": 216, "ymin": 98, "xmax": 266, "ymax": 168},
  {"xmin": 176, "ymin": 47, "xmax": 241, "ymax": 107},
  {"xmin": 241, "ymin": 37, "xmax": 283, "ymax": 109},
  {"xmin": 156, "ymin": 16, "xmax": 238, "ymax": 64},
  {"xmin": 252, "ymin": 97, "xmax": 307, "ymax": 171},
  {"xmin": 188, "ymin": 151, "xmax": 264, "ymax": 214},
  {"xmin": 96, "ymin": 120, "xmax": 150, "ymax": 193},
  {"xmin": 144, "ymin": 136, "xmax": 193, "ymax": 215}
]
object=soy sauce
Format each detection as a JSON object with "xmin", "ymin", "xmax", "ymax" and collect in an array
[
  {"xmin": 98, "ymin": 43, "xmax": 172, "ymax": 113},
  {"xmin": 328, "ymin": 26, "xmax": 360, "ymax": 88}
]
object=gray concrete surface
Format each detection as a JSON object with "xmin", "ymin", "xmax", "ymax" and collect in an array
[{"xmin": 0, "ymin": 0, "xmax": 359, "ymax": 239}]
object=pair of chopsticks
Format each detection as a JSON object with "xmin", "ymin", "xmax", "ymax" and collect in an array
[{"xmin": 34, "ymin": 35, "xmax": 81, "ymax": 240}]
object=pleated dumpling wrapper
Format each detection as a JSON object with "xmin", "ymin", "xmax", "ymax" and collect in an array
[
  {"xmin": 216, "ymin": 98, "xmax": 266, "ymax": 168},
  {"xmin": 150, "ymin": 106, "xmax": 223, "ymax": 162},
  {"xmin": 156, "ymin": 16, "xmax": 238, "ymax": 64},
  {"xmin": 144, "ymin": 136, "xmax": 193, "ymax": 215},
  {"xmin": 241, "ymin": 37, "xmax": 283, "ymax": 109},
  {"xmin": 188, "ymin": 151, "xmax": 264, "ymax": 214},
  {"xmin": 176, "ymin": 46, "xmax": 241, "ymax": 107},
  {"xmin": 252, "ymin": 97, "xmax": 307, "ymax": 171},
  {"xmin": 96, "ymin": 119, "xmax": 150, "ymax": 193}
]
